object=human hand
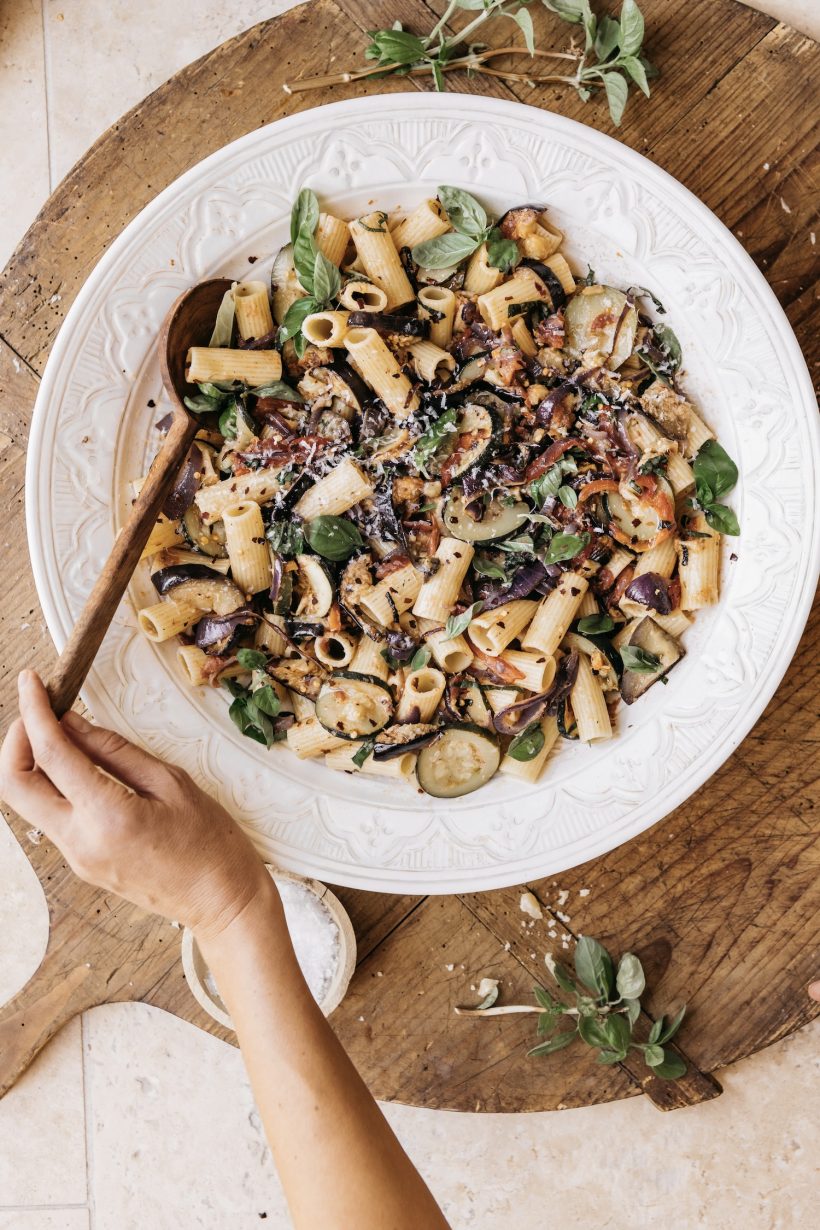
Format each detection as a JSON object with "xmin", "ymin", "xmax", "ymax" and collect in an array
[
  {"xmin": 0, "ymin": 670, "xmax": 271, "ymax": 939},
  {"xmin": 809, "ymin": 981, "xmax": 820, "ymax": 1003}
]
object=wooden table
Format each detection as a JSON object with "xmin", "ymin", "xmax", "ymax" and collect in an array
[{"xmin": 0, "ymin": 0, "xmax": 817, "ymax": 1114}]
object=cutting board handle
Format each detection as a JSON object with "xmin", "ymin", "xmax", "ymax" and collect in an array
[{"xmin": 0, "ymin": 952, "xmax": 104, "ymax": 1097}]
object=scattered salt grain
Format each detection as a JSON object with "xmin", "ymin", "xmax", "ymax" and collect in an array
[
  {"xmin": 579, "ymin": 888, "xmax": 590, "ymax": 898},
  {"xmin": 444, "ymin": 963, "xmax": 454, "ymax": 972},
  {"xmin": 503, "ymin": 941, "xmax": 511, "ymax": 951},
  {"xmin": 556, "ymin": 910, "xmax": 571, "ymax": 923},
  {"xmin": 277, "ymin": 879, "xmax": 340, "ymax": 1004},
  {"xmin": 811, "ymin": 232, "xmax": 816, "ymax": 246},
  {"xmin": 557, "ymin": 889, "xmax": 569, "ymax": 906},
  {"xmin": 375, "ymin": 970, "xmax": 383, "ymax": 977},
  {"xmin": 763, "ymin": 162, "xmax": 770, "ymax": 170},
  {"xmin": 780, "ymin": 197, "xmax": 792, "ymax": 214}
]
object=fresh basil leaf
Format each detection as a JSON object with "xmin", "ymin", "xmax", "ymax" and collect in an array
[
  {"xmin": 654, "ymin": 323, "xmax": 682, "ymax": 370},
  {"xmin": 594, "ymin": 13, "xmax": 620, "ymax": 60},
  {"xmin": 603, "ymin": 70, "xmax": 629, "ymax": 126},
  {"xmin": 208, "ymin": 287, "xmax": 236, "ymax": 348},
  {"xmin": 643, "ymin": 1043, "xmax": 665, "ymax": 1067},
  {"xmin": 615, "ymin": 952, "xmax": 646, "ymax": 1000},
  {"xmin": 293, "ymin": 331, "xmax": 308, "ymax": 360},
  {"xmin": 627, "ymin": 285, "xmax": 666, "ymax": 314},
  {"xmin": 312, "ymin": 249, "xmax": 341, "ymax": 304},
  {"xmin": 528, "ymin": 1030, "xmax": 578, "ymax": 1057},
  {"xmin": 621, "ymin": 55, "xmax": 650, "ymax": 97},
  {"xmin": 266, "ymin": 519, "xmax": 305, "ymax": 558},
  {"xmin": 638, "ymin": 454, "xmax": 668, "ymax": 477},
  {"xmin": 197, "ymin": 382, "xmax": 230, "ymax": 401},
  {"xmin": 658, "ymin": 1005, "xmax": 686, "ymax": 1044},
  {"xmin": 228, "ymin": 694, "xmax": 272, "ymax": 747},
  {"xmin": 508, "ymin": 721, "xmax": 546, "ymax": 762},
  {"xmin": 409, "ymin": 644, "xmax": 432, "ymax": 671},
  {"xmin": 218, "ymin": 402, "xmax": 238, "ymax": 439},
  {"xmin": 364, "ymin": 28, "xmax": 427, "ymax": 66},
  {"xmin": 472, "ymin": 555, "xmax": 508, "ymax": 581},
  {"xmin": 496, "ymin": 533, "xmax": 536, "ymax": 556},
  {"xmin": 444, "ymin": 600, "xmax": 484, "ymax": 640},
  {"xmin": 437, "ymin": 185, "xmax": 488, "ymax": 237},
  {"xmin": 544, "ymin": 0, "xmax": 585, "ymax": 22},
  {"xmin": 304, "ymin": 515, "xmax": 363, "ymax": 561},
  {"xmin": 250, "ymin": 380, "xmax": 304, "ymax": 403},
  {"xmin": 575, "ymin": 936, "xmax": 616, "ymax": 1000},
  {"xmin": 278, "ymin": 295, "xmax": 319, "ymax": 344},
  {"xmin": 557, "ymin": 485, "xmax": 578, "ymax": 509},
  {"xmin": 184, "ymin": 394, "xmax": 219, "ymax": 414},
  {"xmin": 577, "ymin": 613, "xmax": 614, "ymax": 635},
  {"xmin": 596, "ymin": 1049, "xmax": 627, "ymax": 1065},
  {"xmin": 485, "ymin": 227, "xmax": 521, "ymax": 273},
  {"xmin": 412, "ymin": 231, "xmax": 480, "ymax": 270},
  {"xmin": 528, "ymin": 461, "xmax": 565, "ymax": 506},
  {"xmin": 511, "ymin": 6, "xmax": 536, "ymax": 54},
  {"xmin": 544, "ymin": 532, "xmax": 589, "ymax": 565},
  {"xmin": 603, "ymin": 1013, "xmax": 632, "ymax": 1053},
  {"xmin": 236, "ymin": 648, "xmax": 268, "ymax": 672},
  {"xmin": 618, "ymin": 0, "xmax": 645, "ymax": 57},
  {"xmin": 411, "ymin": 406, "xmax": 458, "ymax": 471},
  {"xmin": 577, "ymin": 1015, "xmax": 611, "ymax": 1049},
  {"xmin": 252, "ymin": 684, "xmax": 282, "ymax": 718},
  {"xmin": 352, "ymin": 736, "xmax": 376, "ymax": 768},
  {"xmin": 290, "ymin": 188, "xmax": 319, "ymax": 251},
  {"xmin": 537, "ymin": 1008, "xmax": 563, "ymax": 1034},
  {"xmin": 620, "ymin": 644, "xmax": 662, "ymax": 673},
  {"xmin": 651, "ymin": 1049, "xmax": 687, "ymax": 1080},
  {"xmin": 694, "ymin": 440, "xmax": 738, "ymax": 502},
  {"xmin": 703, "ymin": 503, "xmax": 740, "ymax": 536},
  {"xmin": 431, "ymin": 59, "xmax": 445, "ymax": 92}
]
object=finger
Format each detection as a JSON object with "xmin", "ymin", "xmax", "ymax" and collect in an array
[
  {"xmin": 0, "ymin": 718, "xmax": 70, "ymax": 833},
  {"xmin": 18, "ymin": 671, "xmax": 126, "ymax": 803},
  {"xmin": 61, "ymin": 711, "xmax": 169, "ymax": 796},
  {"xmin": 808, "ymin": 981, "xmax": 820, "ymax": 1003}
]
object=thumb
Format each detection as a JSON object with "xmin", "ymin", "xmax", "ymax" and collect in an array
[
  {"xmin": 808, "ymin": 981, "xmax": 820, "ymax": 1004},
  {"xmin": 61, "ymin": 712, "xmax": 168, "ymax": 795}
]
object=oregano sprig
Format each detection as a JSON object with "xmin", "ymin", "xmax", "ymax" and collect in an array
[{"xmin": 283, "ymin": 1, "xmax": 656, "ymax": 129}]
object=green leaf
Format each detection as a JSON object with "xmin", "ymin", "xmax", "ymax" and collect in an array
[
  {"xmin": 596, "ymin": 1049, "xmax": 627, "ymax": 1065},
  {"xmin": 508, "ymin": 721, "xmax": 546, "ymax": 762},
  {"xmin": 528, "ymin": 460, "xmax": 569, "ymax": 507},
  {"xmin": 603, "ymin": 71, "xmax": 629, "ymax": 126},
  {"xmin": 652, "ymin": 1049, "xmax": 687, "ymax": 1080},
  {"xmin": 557, "ymin": 485, "xmax": 578, "ymax": 509},
  {"xmin": 290, "ymin": 188, "xmax": 320, "ymax": 247},
  {"xmin": 621, "ymin": 54, "xmax": 650, "ymax": 96},
  {"xmin": 654, "ymin": 323, "xmax": 682, "ymax": 370},
  {"xmin": 250, "ymin": 380, "xmax": 304, "ymax": 403},
  {"xmin": 312, "ymin": 249, "xmax": 341, "ymax": 304},
  {"xmin": 534, "ymin": 986, "xmax": 563, "ymax": 1012},
  {"xmin": 511, "ymin": 7, "xmax": 536, "ymax": 54},
  {"xmin": 437, "ymin": 185, "xmax": 488, "ymax": 237},
  {"xmin": 537, "ymin": 1009, "xmax": 563, "ymax": 1035},
  {"xmin": 575, "ymin": 936, "xmax": 616, "ymax": 1000},
  {"xmin": 615, "ymin": 952, "xmax": 646, "ymax": 1000},
  {"xmin": 266, "ymin": 519, "xmax": 305, "ymax": 559},
  {"xmin": 278, "ymin": 295, "xmax": 319, "ymax": 344},
  {"xmin": 218, "ymin": 402, "xmax": 238, "ymax": 439},
  {"xmin": 618, "ymin": 0, "xmax": 645, "ymax": 57},
  {"xmin": 528, "ymin": 1030, "xmax": 577, "ymax": 1057},
  {"xmin": 411, "ymin": 405, "xmax": 458, "ymax": 471},
  {"xmin": 543, "ymin": 0, "xmax": 586, "ymax": 23},
  {"xmin": 703, "ymin": 503, "xmax": 740, "ymax": 536},
  {"xmin": 577, "ymin": 613, "xmax": 615, "ymax": 635},
  {"xmin": 544, "ymin": 532, "xmax": 589, "ymax": 565},
  {"xmin": 648, "ymin": 1018, "xmax": 663, "ymax": 1045},
  {"xmin": 236, "ymin": 648, "xmax": 268, "ymax": 672},
  {"xmin": 658, "ymin": 1004, "xmax": 686, "ymax": 1044},
  {"xmin": 208, "ymin": 287, "xmax": 236, "ymax": 348},
  {"xmin": 184, "ymin": 394, "xmax": 220, "ymax": 414},
  {"xmin": 412, "ymin": 231, "xmax": 480, "ymax": 269},
  {"xmin": 643, "ymin": 1043, "xmax": 665, "ymax": 1067},
  {"xmin": 352, "ymin": 736, "xmax": 376, "ymax": 768},
  {"xmin": 445, "ymin": 600, "xmax": 484, "ymax": 640},
  {"xmin": 228, "ymin": 698, "xmax": 268, "ymax": 745},
  {"xmin": 252, "ymin": 684, "xmax": 282, "ymax": 718},
  {"xmin": 693, "ymin": 440, "xmax": 739, "ymax": 503},
  {"xmin": 577, "ymin": 1015, "xmax": 611, "ymax": 1049},
  {"xmin": 365, "ymin": 28, "xmax": 427, "ymax": 66},
  {"xmin": 620, "ymin": 644, "xmax": 662, "ymax": 674},
  {"xmin": 624, "ymin": 997, "xmax": 641, "ymax": 1025},
  {"xmin": 485, "ymin": 227, "xmax": 521, "ymax": 273},
  {"xmin": 293, "ymin": 331, "xmax": 308, "ymax": 360},
  {"xmin": 604, "ymin": 1012, "xmax": 632, "ymax": 1053},
  {"xmin": 431, "ymin": 59, "xmax": 445, "ymax": 92},
  {"xmin": 594, "ymin": 13, "xmax": 620, "ymax": 60},
  {"xmin": 472, "ymin": 556, "xmax": 508, "ymax": 581},
  {"xmin": 409, "ymin": 644, "xmax": 433, "ymax": 671},
  {"xmin": 197, "ymin": 382, "xmax": 231, "ymax": 401},
  {"xmin": 304, "ymin": 515, "xmax": 363, "ymax": 561},
  {"xmin": 551, "ymin": 962, "xmax": 578, "ymax": 995},
  {"xmin": 638, "ymin": 454, "xmax": 669, "ymax": 478}
]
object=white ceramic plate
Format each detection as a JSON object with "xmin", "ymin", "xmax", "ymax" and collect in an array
[{"xmin": 27, "ymin": 94, "xmax": 819, "ymax": 894}]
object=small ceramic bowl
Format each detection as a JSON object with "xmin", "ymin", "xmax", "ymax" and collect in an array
[{"xmin": 181, "ymin": 867, "xmax": 356, "ymax": 1030}]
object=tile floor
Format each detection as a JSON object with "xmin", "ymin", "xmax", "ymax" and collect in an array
[{"xmin": 1, "ymin": 2, "xmax": 818, "ymax": 1227}]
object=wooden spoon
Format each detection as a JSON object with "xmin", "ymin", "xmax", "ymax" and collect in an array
[{"xmin": 45, "ymin": 277, "xmax": 233, "ymax": 716}]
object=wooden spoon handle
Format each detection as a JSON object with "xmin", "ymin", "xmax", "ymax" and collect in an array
[{"xmin": 46, "ymin": 412, "xmax": 199, "ymax": 716}]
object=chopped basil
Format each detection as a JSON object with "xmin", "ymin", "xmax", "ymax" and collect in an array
[
  {"xmin": 304, "ymin": 515, "xmax": 363, "ymax": 561},
  {"xmin": 577, "ymin": 613, "xmax": 615, "ymax": 635},
  {"xmin": 266, "ymin": 520, "xmax": 305, "ymax": 558},
  {"xmin": 444, "ymin": 600, "xmax": 484, "ymax": 640},
  {"xmin": 352, "ymin": 737, "xmax": 376, "ymax": 768},
  {"xmin": 411, "ymin": 406, "xmax": 458, "ymax": 472},
  {"xmin": 409, "ymin": 644, "xmax": 433, "ymax": 671},
  {"xmin": 557, "ymin": 485, "xmax": 578, "ymax": 509},
  {"xmin": 544, "ymin": 532, "xmax": 589, "ymax": 565},
  {"xmin": 620, "ymin": 644, "xmax": 662, "ymax": 673},
  {"xmin": 236, "ymin": 648, "xmax": 268, "ymax": 672},
  {"xmin": 508, "ymin": 721, "xmax": 546, "ymax": 761}
]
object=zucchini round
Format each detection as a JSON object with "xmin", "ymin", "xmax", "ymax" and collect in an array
[
  {"xmin": 315, "ymin": 671, "xmax": 395, "ymax": 740},
  {"xmin": 442, "ymin": 404, "xmax": 496, "ymax": 482},
  {"xmin": 441, "ymin": 488, "xmax": 530, "ymax": 543},
  {"xmin": 564, "ymin": 285, "xmax": 638, "ymax": 369},
  {"xmin": 604, "ymin": 475, "xmax": 675, "ymax": 545},
  {"xmin": 182, "ymin": 504, "xmax": 229, "ymax": 558},
  {"xmin": 415, "ymin": 724, "xmax": 501, "ymax": 798},
  {"xmin": 295, "ymin": 554, "xmax": 334, "ymax": 618}
]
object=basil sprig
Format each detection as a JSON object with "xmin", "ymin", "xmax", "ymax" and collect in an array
[
  {"xmin": 223, "ymin": 678, "xmax": 284, "ymax": 748},
  {"xmin": 304, "ymin": 515, "xmax": 363, "ymax": 561},
  {"xmin": 279, "ymin": 188, "xmax": 342, "ymax": 356},
  {"xmin": 412, "ymin": 186, "xmax": 520, "ymax": 273},
  {"xmin": 544, "ymin": 532, "xmax": 589, "ymax": 565},
  {"xmin": 577, "ymin": 613, "xmax": 615, "ymax": 635},
  {"xmin": 236, "ymin": 648, "xmax": 269, "ymax": 672},
  {"xmin": 528, "ymin": 456, "xmax": 578, "ymax": 507},
  {"xmin": 692, "ymin": 440, "xmax": 740, "ymax": 536}
]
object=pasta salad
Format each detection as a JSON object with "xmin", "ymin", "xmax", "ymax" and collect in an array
[{"xmin": 138, "ymin": 186, "xmax": 739, "ymax": 799}]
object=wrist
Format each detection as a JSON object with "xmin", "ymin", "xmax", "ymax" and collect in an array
[{"xmin": 194, "ymin": 866, "xmax": 290, "ymax": 957}]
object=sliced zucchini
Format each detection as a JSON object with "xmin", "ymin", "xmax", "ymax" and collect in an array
[
  {"xmin": 295, "ymin": 554, "xmax": 334, "ymax": 619},
  {"xmin": 315, "ymin": 671, "xmax": 395, "ymax": 740},
  {"xmin": 604, "ymin": 476, "xmax": 675, "ymax": 546},
  {"xmin": 564, "ymin": 285, "xmax": 638, "ymax": 369},
  {"xmin": 415, "ymin": 724, "xmax": 501, "ymax": 798},
  {"xmin": 170, "ymin": 576, "xmax": 244, "ymax": 615},
  {"xmin": 441, "ymin": 488, "xmax": 529, "ymax": 543},
  {"xmin": 619, "ymin": 616, "xmax": 684, "ymax": 705},
  {"xmin": 182, "ymin": 504, "xmax": 229, "ymax": 558},
  {"xmin": 267, "ymin": 656, "xmax": 328, "ymax": 700},
  {"xmin": 442, "ymin": 404, "xmax": 496, "ymax": 481}
]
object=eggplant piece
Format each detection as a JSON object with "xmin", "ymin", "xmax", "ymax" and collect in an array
[
  {"xmin": 619, "ymin": 616, "xmax": 684, "ymax": 705},
  {"xmin": 267, "ymin": 656, "xmax": 328, "ymax": 700},
  {"xmin": 346, "ymin": 311, "xmax": 429, "ymax": 339},
  {"xmin": 497, "ymin": 206, "xmax": 544, "ymax": 239},
  {"xmin": 162, "ymin": 444, "xmax": 203, "ymax": 519},
  {"xmin": 384, "ymin": 629, "xmax": 418, "ymax": 663},
  {"xmin": 623, "ymin": 571, "xmax": 675, "ymax": 615},
  {"xmin": 440, "ymin": 489, "xmax": 529, "ymax": 544},
  {"xmin": 415, "ymin": 724, "xmax": 500, "ymax": 798},
  {"xmin": 295, "ymin": 554, "xmax": 334, "ymax": 618},
  {"xmin": 182, "ymin": 504, "xmax": 229, "ymax": 558},
  {"xmin": 373, "ymin": 723, "xmax": 442, "ymax": 760},
  {"xmin": 330, "ymin": 359, "xmax": 371, "ymax": 413},
  {"xmin": 520, "ymin": 258, "xmax": 568, "ymax": 311},
  {"xmin": 315, "ymin": 671, "xmax": 395, "ymax": 740},
  {"xmin": 171, "ymin": 576, "xmax": 245, "ymax": 616},
  {"xmin": 194, "ymin": 608, "xmax": 256, "ymax": 656},
  {"xmin": 476, "ymin": 561, "xmax": 549, "ymax": 612},
  {"xmin": 564, "ymin": 285, "xmax": 638, "ymax": 369},
  {"xmin": 286, "ymin": 620, "xmax": 326, "ymax": 641},
  {"xmin": 151, "ymin": 564, "xmax": 221, "ymax": 595}
]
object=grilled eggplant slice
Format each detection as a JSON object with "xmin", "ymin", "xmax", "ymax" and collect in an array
[
  {"xmin": 619, "ymin": 616, "xmax": 684, "ymax": 704},
  {"xmin": 267, "ymin": 657, "xmax": 328, "ymax": 700}
]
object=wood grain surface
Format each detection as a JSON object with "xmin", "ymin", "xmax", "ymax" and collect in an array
[{"xmin": 0, "ymin": 0, "xmax": 817, "ymax": 1113}]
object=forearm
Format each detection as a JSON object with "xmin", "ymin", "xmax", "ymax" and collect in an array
[{"xmin": 198, "ymin": 877, "xmax": 449, "ymax": 1230}]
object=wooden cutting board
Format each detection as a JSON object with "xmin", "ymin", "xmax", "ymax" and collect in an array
[{"xmin": 0, "ymin": 0, "xmax": 817, "ymax": 1114}]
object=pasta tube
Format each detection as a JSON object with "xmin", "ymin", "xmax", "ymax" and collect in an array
[
  {"xmin": 223, "ymin": 501, "xmax": 271, "ymax": 596},
  {"xmin": 676, "ymin": 516, "xmax": 720, "ymax": 608},
  {"xmin": 469, "ymin": 600, "xmax": 538, "ymax": 657},
  {"xmin": 343, "ymin": 327, "xmax": 420, "ymax": 417},
  {"xmin": 233, "ymin": 281, "xmax": 274, "ymax": 342},
  {"xmin": 314, "ymin": 632, "xmax": 356, "ymax": 670},
  {"xmin": 409, "ymin": 341, "xmax": 456, "ymax": 384},
  {"xmin": 498, "ymin": 650, "xmax": 556, "ymax": 693},
  {"xmin": 396, "ymin": 667, "xmax": 446, "ymax": 722},
  {"xmin": 302, "ymin": 311, "xmax": 350, "ymax": 347},
  {"xmin": 293, "ymin": 457, "xmax": 373, "ymax": 519},
  {"xmin": 499, "ymin": 716, "xmax": 560, "ymax": 782},
  {"xmin": 360, "ymin": 563, "xmax": 423, "ymax": 625},
  {"xmin": 521, "ymin": 573, "xmax": 589, "ymax": 657},
  {"xmin": 339, "ymin": 281, "xmax": 388, "ymax": 312},
  {"xmin": 287, "ymin": 717, "xmax": 343, "ymax": 759},
  {"xmin": 324, "ymin": 745, "xmax": 416, "ymax": 780},
  {"xmin": 419, "ymin": 621, "xmax": 473, "ymax": 673},
  {"xmin": 464, "ymin": 244, "xmax": 504, "ymax": 295},
  {"xmin": 316, "ymin": 213, "xmax": 349, "ymax": 266},
  {"xmin": 391, "ymin": 199, "xmax": 450, "ymax": 251},
  {"xmin": 195, "ymin": 467, "xmax": 283, "ymax": 524},
  {"xmin": 412, "ymin": 539, "xmax": 475, "ymax": 622},
  {"xmin": 417, "ymin": 285, "xmax": 456, "ymax": 348},
  {"xmin": 138, "ymin": 598, "xmax": 202, "ymax": 642},
  {"xmin": 186, "ymin": 347, "xmax": 282, "ymax": 385},
  {"xmin": 349, "ymin": 636, "xmax": 390, "ymax": 681},
  {"xmin": 571, "ymin": 654, "xmax": 612, "ymax": 742},
  {"xmin": 349, "ymin": 213, "xmax": 414, "ymax": 309}
]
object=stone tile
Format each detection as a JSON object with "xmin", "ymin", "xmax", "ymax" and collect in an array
[
  {"xmin": 0, "ymin": 0, "xmax": 50, "ymax": 269},
  {"xmin": 0, "ymin": 1018, "xmax": 87, "ymax": 1206},
  {"xmin": 0, "ymin": 820, "xmax": 50, "ymax": 1006},
  {"xmin": 0, "ymin": 1213, "xmax": 89, "ymax": 1230},
  {"xmin": 43, "ymin": 0, "xmax": 302, "ymax": 184}
]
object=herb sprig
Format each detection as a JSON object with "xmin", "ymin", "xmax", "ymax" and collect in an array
[
  {"xmin": 279, "ymin": 188, "xmax": 342, "ymax": 357},
  {"xmin": 283, "ymin": 1, "xmax": 655, "ymax": 129},
  {"xmin": 412, "ymin": 186, "xmax": 519, "ymax": 272},
  {"xmin": 692, "ymin": 440, "xmax": 740, "ymax": 536}
]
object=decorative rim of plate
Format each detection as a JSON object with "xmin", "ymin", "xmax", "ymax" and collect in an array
[{"xmin": 26, "ymin": 93, "xmax": 820, "ymax": 893}]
